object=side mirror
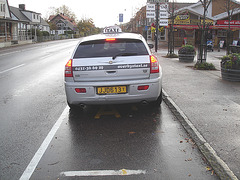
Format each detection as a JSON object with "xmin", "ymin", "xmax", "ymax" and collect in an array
[{"xmin": 148, "ymin": 44, "xmax": 154, "ymax": 49}]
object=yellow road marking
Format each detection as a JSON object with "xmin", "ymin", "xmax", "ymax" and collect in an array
[{"xmin": 94, "ymin": 106, "xmax": 121, "ymax": 119}]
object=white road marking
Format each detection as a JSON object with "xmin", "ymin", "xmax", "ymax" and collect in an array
[
  {"xmin": 0, "ymin": 64, "xmax": 25, "ymax": 74},
  {"xmin": 61, "ymin": 169, "xmax": 147, "ymax": 177},
  {"xmin": 19, "ymin": 106, "xmax": 69, "ymax": 180}
]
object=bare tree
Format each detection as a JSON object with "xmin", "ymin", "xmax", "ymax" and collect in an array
[
  {"xmin": 198, "ymin": 0, "xmax": 212, "ymax": 63},
  {"xmin": 221, "ymin": 0, "xmax": 240, "ymax": 54},
  {"xmin": 48, "ymin": 5, "xmax": 77, "ymax": 22},
  {"xmin": 168, "ymin": 0, "xmax": 179, "ymax": 56}
]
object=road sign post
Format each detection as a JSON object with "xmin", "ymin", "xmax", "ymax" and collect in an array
[{"xmin": 155, "ymin": 2, "xmax": 159, "ymax": 52}]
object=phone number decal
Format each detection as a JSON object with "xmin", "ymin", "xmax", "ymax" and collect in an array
[
  {"xmin": 73, "ymin": 66, "xmax": 104, "ymax": 71},
  {"xmin": 73, "ymin": 64, "xmax": 150, "ymax": 71}
]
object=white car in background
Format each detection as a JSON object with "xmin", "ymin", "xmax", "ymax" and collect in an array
[{"xmin": 64, "ymin": 26, "xmax": 162, "ymax": 109}]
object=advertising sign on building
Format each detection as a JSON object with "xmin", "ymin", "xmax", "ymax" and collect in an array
[{"xmin": 217, "ymin": 20, "xmax": 240, "ymax": 25}]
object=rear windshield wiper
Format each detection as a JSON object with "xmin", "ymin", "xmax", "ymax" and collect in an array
[{"xmin": 112, "ymin": 52, "xmax": 138, "ymax": 60}]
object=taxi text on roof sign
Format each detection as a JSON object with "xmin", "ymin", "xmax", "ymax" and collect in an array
[{"xmin": 103, "ymin": 26, "xmax": 122, "ymax": 34}]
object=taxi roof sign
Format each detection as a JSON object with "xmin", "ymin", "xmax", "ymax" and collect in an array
[{"xmin": 103, "ymin": 26, "xmax": 122, "ymax": 34}]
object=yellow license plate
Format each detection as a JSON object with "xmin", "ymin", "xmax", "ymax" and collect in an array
[{"xmin": 97, "ymin": 86, "xmax": 127, "ymax": 95}]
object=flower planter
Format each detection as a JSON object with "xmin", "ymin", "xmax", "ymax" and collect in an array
[
  {"xmin": 221, "ymin": 67, "xmax": 240, "ymax": 82},
  {"xmin": 178, "ymin": 54, "xmax": 195, "ymax": 62}
]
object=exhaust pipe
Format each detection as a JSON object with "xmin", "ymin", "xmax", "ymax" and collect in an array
[{"xmin": 79, "ymin": 103, "xmax": 86, "ymax": 109}]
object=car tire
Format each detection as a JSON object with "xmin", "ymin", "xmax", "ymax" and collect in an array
[
  {"xmin": 67, "ymin": 102, "xmax": 83, "ymax": 111},
  {"xmin": 151, "ymin": 90, "xmax": 162, "ymax": 108}
]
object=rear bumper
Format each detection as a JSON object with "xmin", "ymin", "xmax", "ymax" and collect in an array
[{"xmin": 65, "ymin": 77, "xmax": 162, "ymax": 105}]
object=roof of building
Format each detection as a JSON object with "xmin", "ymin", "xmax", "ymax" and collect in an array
[
  {"xmin": 170, "ymin": 2, "xmax": 195, "ymax": 9},
  {"xmin": 40, "ymin": 17, "xmax": 49, "ymax": 26},
  {"xmin": 9, "ymin": 6, "xmax": 29, "ymax": 22},
  {"xmin": 49, "ymin": 13, "xmax": 77, "ymax": 27}
]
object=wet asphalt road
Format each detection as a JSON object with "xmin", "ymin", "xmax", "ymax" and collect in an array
[
  {"xmin": 30, "ymin": 104, "xmax": 218, "ymax": 180},
  {"xmin": 0, "ymin": 40, "xmax": 218, "ymax": 180}
]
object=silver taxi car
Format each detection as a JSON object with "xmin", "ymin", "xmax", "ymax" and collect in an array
[{"xmin": 65, "ymin": 26, "xmax": 162, "ymax": 109}]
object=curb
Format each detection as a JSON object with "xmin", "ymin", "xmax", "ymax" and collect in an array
[{"xmin": 162, "ymin": 89, "xmax": 238, "ymax": 180}]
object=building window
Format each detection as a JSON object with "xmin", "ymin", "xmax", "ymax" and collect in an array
[
  {"xmin": 160, "ymin": 29, "xmax": 166, "ymax": 40},
  {"xmin": 0, "ymin": 4, "xmax": 5, "ymax": 12},
  {"xmin": 33, "ymin": 14, "xmax": 35, "ymax": 19}
]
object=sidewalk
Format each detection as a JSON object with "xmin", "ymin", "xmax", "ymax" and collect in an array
[{"xmin": 154, "ymin": 48, "xmax": 240, "ymax": 179}]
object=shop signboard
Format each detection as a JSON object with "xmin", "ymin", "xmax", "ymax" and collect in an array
[
  {"xmin": 174, "ymin": 19, "xmax": 191, "ymax": 24},
  {"xmin": 174, "ymin": 14, "xmax": 190, "ymax": 24},
  {"xmin": 217, "ymin": 20, "xmax": 240, "ymax": 25}
]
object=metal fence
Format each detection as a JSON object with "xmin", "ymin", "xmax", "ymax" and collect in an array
[
  {"xmin": 36, "ymin": 34, "xmax": 75, "ymax": 42},
  {"xmin": 0, "ymin": 32, "xmax": 77, "ymax": 45}
]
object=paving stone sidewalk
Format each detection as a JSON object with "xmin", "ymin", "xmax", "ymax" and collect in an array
[{"xmin": 154, "ymin": 47, "xmax": 240, "ymax": 179}]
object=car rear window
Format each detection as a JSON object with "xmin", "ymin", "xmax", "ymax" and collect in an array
[{"xmin": 73, "ymin": 39, "xmax": 149, "ymax": 58}]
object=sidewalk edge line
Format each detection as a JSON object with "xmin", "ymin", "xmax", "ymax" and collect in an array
[{"xmin": 162, "ymin": 89, "xmax": 238, "ymax": 180}]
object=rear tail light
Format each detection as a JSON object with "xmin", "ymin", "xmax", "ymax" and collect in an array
[
  {"xmin": 138, "ymin": 85, "xmax": 149, "ymax": 90},
  {"xmin": 150, "ymin": 55, "xmax": 159, "ymax": 73},
  {"xmin": 65, "ymin": 59, "xmax": 73, "ymax": 77},
  {"xmin": 75, "ymin": 88, "xmax": 86, "ymax": 93}
]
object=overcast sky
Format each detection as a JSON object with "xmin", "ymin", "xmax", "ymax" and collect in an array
[{"xmin": 8, "ymin": 0, "xmax": 197, "ymax": 27}]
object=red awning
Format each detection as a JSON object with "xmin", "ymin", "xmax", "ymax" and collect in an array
[
  {"xmin": 168, "ymin": 24, "xmax": 240, "ymax": 30},
  {"xmin": 213, "ymin": 25, "xmax": 240, "ymax": 30}
]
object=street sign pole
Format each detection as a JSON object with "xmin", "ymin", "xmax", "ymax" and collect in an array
[{"xmin": 155, "ymin": 2, "xmax": 159, "ymax": 52}]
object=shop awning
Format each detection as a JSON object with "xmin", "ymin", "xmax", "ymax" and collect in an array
[{"xmin": 168, "ymin": 24, "xmax": 240, "ymax": 30}]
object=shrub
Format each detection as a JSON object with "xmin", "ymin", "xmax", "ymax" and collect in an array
[
  {"xmin": 178, "ymin": 45, "xmax": 196, "ymax": 55},
  {"xmin": 194, "ymin": 62, "xmax": 216, "ymax": 70},
  {"xmin": 221, "ymin": 53, "xmax": 240, "ymax": 69},
  {"xmin": 166, "ymin": 53, "xmax": 178, "ymax": 58}
]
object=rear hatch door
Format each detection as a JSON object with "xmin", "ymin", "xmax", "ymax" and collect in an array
[{"xmin": 72, "ymin": 38, "xmax": 150, "ymax": 82}]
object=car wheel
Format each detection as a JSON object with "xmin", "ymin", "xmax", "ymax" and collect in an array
[
  {"xmin": 151, "ymin": 90, "xmax": 162, "ymax": 108},
  {"xmin": 67, "ymin": 102, "xmax": 83, "ymax": 111}
]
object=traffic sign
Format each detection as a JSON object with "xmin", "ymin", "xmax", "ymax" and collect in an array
[
  {"xmin": 119, "ymin": 13, "xmax": 123, "ymax": 23},
  {"xmin": 146, "ymin": 4, "xmax": 155, "ymax": 11},
  {"xmin": 159, "ymin": 3, "xmax": 168, "ymax": 19},
  {"xmin": 146, "ymin": 4, "xmax": 155, "ymax": 19},
  {"xmin": 159, "ymin": 19, "xmax": 168, "ymax": 26},
  {"xmin": 159, "ymin": 11, "xmax": 168, "ymax": 18},
  {"xmin": 160, "ymin": 3, "xmax": 168, "ymax": 11}
]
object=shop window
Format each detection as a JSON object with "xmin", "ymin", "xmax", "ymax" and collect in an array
[
  {"xmin": 179, "ymin": 29, "xmax": 186, "ymax": 37},
  {"xmin": 217, "ymin": 30, "xmax": 227, "ymax": 37},
  {"xmin": 160, "ymin": 29, "xmax": 166, "ymax": 40}
]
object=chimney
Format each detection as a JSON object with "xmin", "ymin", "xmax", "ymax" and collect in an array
[{"xmin": 19, "ymin": 4, "xmax": 26, "ymax": 10}]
